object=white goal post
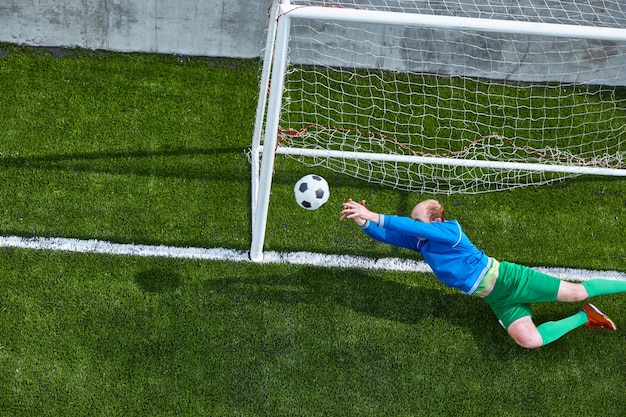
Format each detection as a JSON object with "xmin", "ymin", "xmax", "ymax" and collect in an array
[{"xmin": 250, "ymin": 0, "xmax": 626, "ymax": 261}]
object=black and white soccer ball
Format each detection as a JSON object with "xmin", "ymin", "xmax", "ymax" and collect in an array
[{"xmin": 294, "ymin": 174, "xmax": 330, "ymax": 210}]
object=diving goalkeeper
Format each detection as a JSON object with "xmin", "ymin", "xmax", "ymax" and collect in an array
[{"xmin": 340, "ymin": 198, "xmax": 625, "ymax": 348}]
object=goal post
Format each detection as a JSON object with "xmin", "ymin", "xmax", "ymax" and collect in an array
[{"xmin": 250, "ymin": 0, "xmax": 626, "ymax": 261}]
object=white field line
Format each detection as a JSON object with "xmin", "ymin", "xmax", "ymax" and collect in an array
[{"xmin": 0, "ymin": 235, "xmax": 624, "ymax": 282}]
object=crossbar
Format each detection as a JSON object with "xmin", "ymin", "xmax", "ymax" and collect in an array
[{"xmin": 280, "ymin": 4, "xmax": 626, "ymax": 42}]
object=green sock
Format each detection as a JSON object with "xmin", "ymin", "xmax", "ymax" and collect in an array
[
  {"xmin": 537, "ymin": 310, "xmax": 588, "ymax": 346},
  {"xmin": 582, "ymin": 279, "xmax": 626, "ymax": 298}
]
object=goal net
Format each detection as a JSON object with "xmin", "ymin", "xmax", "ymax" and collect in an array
[{"xmin": 250, "ymin": 0, "xmax": 626, "ymax": 260}]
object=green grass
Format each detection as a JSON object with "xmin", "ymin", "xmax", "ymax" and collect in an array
[
  {"xmin": 0, "ymin": 45, "xmax": 625, "ymax": 416},
  {"xmin": 285, "ymin": 66, "xmax": 626, "ymax": 149},
  {"xmin": 2, "ymin": 251, "xmax": 626, "ymax": 416}
]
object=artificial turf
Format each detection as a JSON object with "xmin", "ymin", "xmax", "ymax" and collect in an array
[{"xmin": 0, "ymin": 45, "xmax": 624, "ymax": 416}]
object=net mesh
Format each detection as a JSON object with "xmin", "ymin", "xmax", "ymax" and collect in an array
[{"xmin": 269, "ymin": 0, "xmax": 626, "ymax": 193}]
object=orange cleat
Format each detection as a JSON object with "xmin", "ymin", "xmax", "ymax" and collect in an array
[{"xmin": 582, "ymin": 303, "xmax": 617, "ymax": 331}]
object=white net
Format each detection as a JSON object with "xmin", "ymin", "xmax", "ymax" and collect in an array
[{"xmin": 264, "ymin": 0, "xmax": 626, "ymax": 193}]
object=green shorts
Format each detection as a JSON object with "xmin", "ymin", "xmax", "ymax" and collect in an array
[{"xmin": 482, "ymin": 261, "xmax": 562, "ymax": 330}]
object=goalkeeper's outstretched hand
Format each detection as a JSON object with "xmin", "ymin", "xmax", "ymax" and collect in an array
[{"xmin": 340, "ymin": 198, "xmax": 376, "ymax": 227}]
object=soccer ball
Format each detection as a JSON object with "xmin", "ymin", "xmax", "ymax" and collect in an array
[{"xmin": 294, "ymin": 174, "xmax": 330, "ymax": 210}]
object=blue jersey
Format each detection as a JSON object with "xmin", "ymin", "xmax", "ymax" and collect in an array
[{"xmin": 361, "ymin": 214, "xmax": 492, "ymax": 295}]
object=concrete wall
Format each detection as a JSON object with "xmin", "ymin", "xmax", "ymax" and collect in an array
[
  {"xmin": 1, "ymin": 0, "xmax": 624, "ymax": 84},
  {"xmin": 0, "ymin": 0, "xmax": 269, "ymax": 58}
]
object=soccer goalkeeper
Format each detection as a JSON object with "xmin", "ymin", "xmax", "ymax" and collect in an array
[{"xmin": 340, "ymin": 198, "xmax": 625, "ymax": 348}]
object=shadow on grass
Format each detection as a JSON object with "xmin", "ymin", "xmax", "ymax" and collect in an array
[
  {"xmin": 203, "ymin": 266, "xmax": 517, "ymax": 358},
  {"xmin": 0, "ymin": 146, "xmax": 248, "ymax": 182},
  {"xmin": 135, "ymin": 268, "xmax": 183, "ymax": 293}
]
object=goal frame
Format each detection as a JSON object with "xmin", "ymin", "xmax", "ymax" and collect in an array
[{"xmin": 249, "ymin": 0, "xmax": 626, "ymax": 262}]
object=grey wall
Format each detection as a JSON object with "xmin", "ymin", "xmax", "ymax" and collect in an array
[
  {"xmin": 0, "ymin": 0, "xmax": 269, "ymax": 58},
  {"xmin": 1, "ymin": 0, "xmax": 624, "ymax": 85}
]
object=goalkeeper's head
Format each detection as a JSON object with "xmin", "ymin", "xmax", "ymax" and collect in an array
[{"xmin": 411, "ymin": 199, "xmax": 445, "ymax": 223}]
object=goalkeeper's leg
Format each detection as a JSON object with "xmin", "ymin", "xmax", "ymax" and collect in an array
[
  {"xmin": 581, "ymin": 279, "xmax": 626, "ymax": 298},
  {"xmin": 508, "ymin": 304, "xmax": 616, "ymax": 348},
  {"xmin": 555, "ymin": 278, "xmax": 626, "ymax": 302}
]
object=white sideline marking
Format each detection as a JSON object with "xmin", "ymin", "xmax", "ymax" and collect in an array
[{"xmin": 0, "ymin": 235, "xmax": 623, "ymax": 282}]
